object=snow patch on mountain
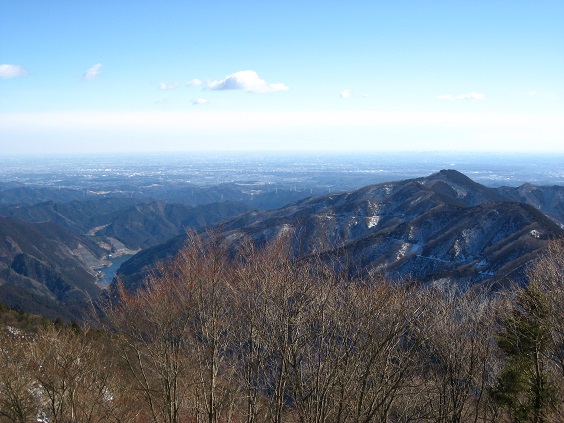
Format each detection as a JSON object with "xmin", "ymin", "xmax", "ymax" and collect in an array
[
  {"xmin": 366, "ymin": 216, "xmax": 381, "ymax": 228},
  {"xmin": 396, "ymin": 242, "xmax": 410, "ymax": 260}
]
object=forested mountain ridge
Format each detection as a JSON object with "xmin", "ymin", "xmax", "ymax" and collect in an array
[
  {"xmin": 93, "ymin": 200, "xmax": 250, "ymax": 249},
  {"xmin": 118, "ymin": 170, "xmax": 563, "ymax": 289},
  {"xmin": 0, "ymin": 197, "xmax": 142, "ymax": 233},
  {"xmin": 0, "ymin": 217, "xmax": 102, "ymax": 320},
  {"xmin": 0, "ymin": 198, "xmax": 251, "ymax": 251},
  {"xmin": 0, "ymin": 200, "xmax": 251, "ymax": 320},
  {"xmin": 0, "ymin": 181, "xmax": 320, "ymax": 210}
]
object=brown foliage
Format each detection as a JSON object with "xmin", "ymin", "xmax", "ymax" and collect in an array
[{"xmin": 0, "ymin": 235, "xmax": 562, "ymax": 422}]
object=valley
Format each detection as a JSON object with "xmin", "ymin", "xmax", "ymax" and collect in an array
[{"xmin": 0, "ymin": 153, "xmax": 562, "ymax": 320}]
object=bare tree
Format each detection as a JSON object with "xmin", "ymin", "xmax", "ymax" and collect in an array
[
  {"xmin": 229, "ymin": 238, "xmax": 287, "ymax": 423},
  {"xmin": 104, "ymin": 230, "xmax": 242, "ymax": 423},
  {"xmin": 247, "ymin": 235, "xmax": 310, "ymax": 423},
  {"xmin": 0, "ymin": 331, "xmax": 38, "ymax": 423},
  {"xmin": 344, "ymin": 280, "xmax": 426, "ymax": 423},
  {"xmin": 415, "ymin": 284, "xmax": 499, "ymax": 423},
  {"xmin": 28, "ymin": 325, "xmax": 133, "ymax": 423},
  {"xmin": 104, "ymin": 261, "xmax": 196, "ymax": 423},
  {"xmin": 174, "ymin": 232, "xmax": 239, "ymax": 423}
]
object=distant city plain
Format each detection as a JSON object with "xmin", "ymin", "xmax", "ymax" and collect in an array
[{"xmin": 1, "ymin": 152, "xmax": 563, "ymax": 191}]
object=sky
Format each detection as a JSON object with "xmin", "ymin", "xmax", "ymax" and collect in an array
[{"xmin": 1, "ymin": 0, "xmax": 563, "ymax": 154}]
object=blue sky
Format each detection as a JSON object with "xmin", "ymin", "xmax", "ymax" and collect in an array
[{"xmin": 1, "ymin": 0, "xmax": 563, "ymax": 154}]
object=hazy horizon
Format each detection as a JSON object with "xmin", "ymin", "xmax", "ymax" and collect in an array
[{"xmin": 2, "ymin": 150, "xmax": 563, "ymax": 188}]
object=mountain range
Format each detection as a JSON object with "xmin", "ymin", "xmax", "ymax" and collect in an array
[
  {"xmin": 0, "ymin": 200, "xmax": 251, "ymax": 320},
  {"xmin": 117, "ymin": 170, "xmax": 563, "ymax": 290},
  {"xmin": 0, "ymin": 169, "xmax": 562, "ymax": 320}
]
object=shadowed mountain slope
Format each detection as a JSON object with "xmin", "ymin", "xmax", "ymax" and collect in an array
[
  {"xmin": 1, "ymin": 199, "xmax": 251, "ymax": 251},
  {"xmin": 95, "ymin": 200, "xmax": 251, "ymax": 249},
  {"xmin": 0, "ymin": 198, "xmax": 141, "ymax": 233},
  {"xmin": 0, "ymin": 217, "xmax": 103, "ymax": 321}
]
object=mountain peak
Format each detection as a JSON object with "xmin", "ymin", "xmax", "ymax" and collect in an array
[
  {"xmin": 432, "ymin": 169, "xmax": 476, "ymax": 184},
  {"xmin": 417, "ymin": 169, "xmax": 506, "ymax": 206}
]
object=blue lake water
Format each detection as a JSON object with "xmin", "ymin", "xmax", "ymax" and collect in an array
[{"xmin": 98, "ymin": 254, "xmax": 134, "ymax": 286}]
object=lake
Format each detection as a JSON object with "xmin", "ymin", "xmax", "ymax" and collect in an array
[{"xmin": 98, "ymin": 254, "xmax": 135, "ymax": 286}]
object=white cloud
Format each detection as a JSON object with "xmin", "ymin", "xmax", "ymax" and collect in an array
[
  {"xmin": 438, "ymin": 92, "xmax": 485, "ymax": 101},
  {"xmin": 186, "ymin": 79, "xmax": 202, "ymax": 87},
  {"xmin": 0, "ymin": 64, "xmax": 26, "ymax": 78},
  {"xmin": 207, "ymin": 70, "xmax": 289, "ymax": 93},
  {"xmin": 159, "ymin": 80, "xmax": 202, "ymax": 90},
  {"xmin": 340, "ymin": 89, "xmax": 352, "ymax": 99},
  {"xmin": 159, "ymin": 82, "xmax": 180, "ymax": 90},
  {"xmin": 192, "ymin": 98, "xmax": 209, "ymax": 105},
  {"xmin": 83, "ymin": 63, "xmax": 102, "ymax": 80},
  {"xmin": 517, "ymin": 90, "xmax": 558, "ymax": 99}
]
